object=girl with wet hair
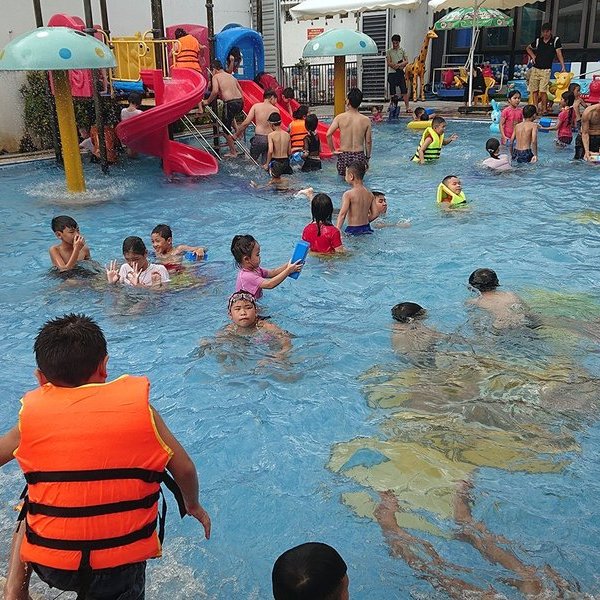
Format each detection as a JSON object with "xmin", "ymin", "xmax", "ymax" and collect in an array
[
  {"xmin": 301, "ymin": 194, "xmax": 344, "ymax": 254},
  {"xmin": 482, "ymin": 138, "xmax": 512, "ymax": 172}
]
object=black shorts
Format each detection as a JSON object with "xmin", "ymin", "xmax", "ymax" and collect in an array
[
  {"xmin": 33, "ymin": 561, "xmax": 146, "ymax": 600},
  {"xmin": 250, "ymin": 134, "xmax": 269, "ymax": 162},
  {"xmin": 574, "ymin": 133, "xmax": 600, "ymax": 159},
  {"xmin": 270, "ymin": 157, "xmax": 293, "ymax": 174},
  {"xmin": 387, "ymin": 70, "xmax": 407, "ymax": 96},
  {"xmin": 301, "ymin": 157, "xmax": 322, "ymax": 172},
  {"xmin": 223, "ymin": 98, "xmax": 243, "ymax": 132}
]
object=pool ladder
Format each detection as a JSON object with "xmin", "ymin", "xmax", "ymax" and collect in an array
[{"xmin": 180, "ymin": 106, "xmax": 263, "ymax": 170}]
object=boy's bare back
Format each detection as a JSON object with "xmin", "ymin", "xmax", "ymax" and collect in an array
[
  {"xmin": 470, "ymin": 290, "xmax": 530, "ymax": 328},
  {"xmin": 336, "ymin": 112, "xmax": 371, "ymax": 152},
  {"xmin": 342, "ymin": 184, "xmax": 376, "ymax": 227},
  {"xmin": 514, "ymin": 121, "xmax": 537, "ymax": 151},
  {"xmin": 269, "ymin": 129, "xmax": 291, "ymax": 159}
]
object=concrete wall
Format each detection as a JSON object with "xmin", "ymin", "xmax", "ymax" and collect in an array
[{"xmin": 0, "ymin": 0, "xmax": 250, "ymax": 152}]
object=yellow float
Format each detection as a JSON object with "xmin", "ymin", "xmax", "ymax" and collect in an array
[{"xmin": 407, "ymin": 119, "xmax": 432, "ymax": 130}]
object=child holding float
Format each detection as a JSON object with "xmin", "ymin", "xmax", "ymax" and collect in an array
[
  {"xmin": 151, "ymin": 224, "xmax": 206, "ymax": 271},
  {"xmin": 412, "ymin": 117, "xmax": 458, "ymax": 164},
  {"xmin": 231, "ymin": 235, "xmax": 302, "ymax": 300},
  {"xmin": 538, "ymin": 91, "xmax": 576, "ymax": 146}
]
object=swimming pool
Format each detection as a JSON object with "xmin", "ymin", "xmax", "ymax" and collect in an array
[{"xmin": 0, "ymin": 120, "xmax": 599, "ymax": 599}]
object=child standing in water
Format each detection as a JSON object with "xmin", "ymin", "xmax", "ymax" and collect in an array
[
  {"xmin": 336, "ymin": 161, "xmax": 378, "ymax": 235},
  {"xmin": 49, "ymin": 215, "xmax": 91, "ymax": 272},
  {"xmin": 483, "ymin": 138, "xmax": 512, "ymax": 171},
  {"xmin": 301, "ymin": 113, "xmax": 322, "ymax": 172},
  {"xmin": 106, "ymin": 236, "xmax": 170, "ymax": 288},
  {"xmin": 265, "ymin": 112, "xmax": 292, "ymax": 173},
  {"xmin": 289, "ymin": 104, "xmax": 309, "ymax": 153},
  {"xmin": 371, "ymin": 106, "xmax": 384, "ymax": 123},
  {"xmin": 499, "ymin": 90, "xmax": 523, "ymax": 148},
  {"xmin": 302, "ymin": 194, "xmax": 345, "ymax": 254},
  {"xmin": 230, "ymin": 235, "xmax": 302, "ymax": 299},
  {"xmin": 412, "ymin": 116, "xmax": 458, "ymax": 164},
  {"xmin": 539, "ymin": 91, "xmax": 576, "ymax": 146},
  {"xmin": 511, "ymin": 105, "xmax": 538, "ymax": 163}
]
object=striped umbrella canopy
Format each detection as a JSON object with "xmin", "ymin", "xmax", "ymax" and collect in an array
[{"xmin": 434, "ymin": 6, "xmax": 514, "ymax": 29}]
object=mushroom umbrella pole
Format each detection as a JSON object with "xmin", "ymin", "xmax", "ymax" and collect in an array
[
  {"xmin": 0, "ymin": 27, "xmax": 116, "ymax": 192},
  {"xmin": 302, "ymin": 29, "xmax": 378, "ymax": 116}
]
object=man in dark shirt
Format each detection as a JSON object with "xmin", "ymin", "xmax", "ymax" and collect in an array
[{"xmin": 526, "ymin": 23, "xmax": 566, "ymax": 114}]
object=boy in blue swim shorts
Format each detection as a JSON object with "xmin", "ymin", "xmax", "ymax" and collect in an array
[
  {"xmin": 336, "ymin": 161, "xmax": 378, "ymax": 235},
  {"xmin": 511, "ymin": 105, "xmax": 538, "ymax": 164}
]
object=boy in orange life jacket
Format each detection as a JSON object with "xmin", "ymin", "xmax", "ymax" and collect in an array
[
  {"xmin": 288, "ymin": 104, "xmax": 308, "ymax": 152},
  {"xmin": 0, "ymin": 314, "xmax": 211, "ymax": 600}
]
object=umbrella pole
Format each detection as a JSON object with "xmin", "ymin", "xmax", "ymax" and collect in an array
[{"xmin": 334, "ymin": 55, "xmax": 346, "ymax": 116}]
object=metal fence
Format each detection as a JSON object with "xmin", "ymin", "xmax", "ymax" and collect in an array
[{"xmin": 281, "ymin": 62, "xmax": 358, "ymax": 106}]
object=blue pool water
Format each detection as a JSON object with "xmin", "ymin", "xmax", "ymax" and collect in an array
[{"xmin": 0, "ymin": 121, "xmax": 599, "ymax": 599}]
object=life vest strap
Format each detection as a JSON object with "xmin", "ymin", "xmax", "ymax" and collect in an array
[
  {"xmin": 27, "ymin": 491, "xmax": 160, "ymax": 518},
  {"xmin": 25, "ymin": 467, "xmax": 164, "ymax": 484},
  {"xmin": 25, "ymin": 519, "xmax": 157, "ymax": 552}
]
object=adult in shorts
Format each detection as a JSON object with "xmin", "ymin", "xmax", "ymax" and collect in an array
[
  {"xmin": 386, "ymin": 34, "xmax": 410, "ymax": 113},
  {"xmin": 235, "ymin": 89, "xmax": 279, "ymax": 164},
  {"xmin": 202, "ymin": 60, "xmax": 244, "ymax": 157},
  {"xmin": 526, "ymin": 23, "xmax": 566, "ymax": 115}
]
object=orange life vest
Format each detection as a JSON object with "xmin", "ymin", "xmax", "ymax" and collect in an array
[
  {"xmin": 289, "ymin": 119, "xmax": 308, "ymax": 151},
  {"xmin": 173, "ymin": 35, "xmax": 201, "ymax": 72},
  {"xmin": 14, "ymin": 375, "xmax": 182, "ymax": 573}
]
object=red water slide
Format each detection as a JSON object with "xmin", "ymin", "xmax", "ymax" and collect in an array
[
  {"xmin": 238, "ymin": 80, "xmax": 339, "ymax": 159},
  {"xmin": 116, "ymin": 68, "xmax": 218, "ymax": 177}
]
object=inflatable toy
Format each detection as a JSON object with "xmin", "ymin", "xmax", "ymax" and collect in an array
[
  {"xmin": 539, "ymin": 117, "xmax": 553, "ymax": 129},
  {"xmin": 407, "ymin": 119, "xmax": 432, "ymax": 130},
  {"xmin": 437, "ymin": 183, "xmax": 467, "ymax": 206},
  {"xmin": 490, "ymin": 99, "xmax": 501, "ymax": 134},
  {"xmin": 587, "ymin": 75, "xmax": 600, "ymax": 103}
]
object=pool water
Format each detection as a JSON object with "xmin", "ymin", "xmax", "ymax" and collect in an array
[{"xmin": 0, "ymin": 121, "xmax": 599, "ymax": 599}]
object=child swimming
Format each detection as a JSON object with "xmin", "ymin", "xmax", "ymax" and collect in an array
[
  {"xmin": 106, "ymin": 236, "xmax": 170, "ymax": 288},
  {"xmin": 302, "ymin": 193, "xmax": 345, "ymax": 254},
  {"xmin": 151, "ymin": 224, "xmax": 206, "ymax": 269},
  {"xmin": 230, "ymin": 234, "xmax": 302, "ymax": 299},
  {"xmin": 391, "ymin": 301, "xmax": 442, "ymax": 358},
  {"xmin": 49, "ymin": 215, "xmax": 91, "ymax": 272},
  {"xmin": 482, "ymin": 138, "xmax": 512, "ymax": 172},
  {"xmin": 437, "ymin": 175, "xmax": 467, "ymax": 207},
  {"xmin": 371, "ymin": 106, "xmax": 384, "ymax": 123},
  {"xmin": 412, "ymin": 116, "xmax": 458, "ymax": 164}
]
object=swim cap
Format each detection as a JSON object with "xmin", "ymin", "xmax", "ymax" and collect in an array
[
  {"xmin": 391, "ymin": 302, "xmax": 425, "ymax": 322},
  {"xmin": 468, "ymin": 268, "xmax": 499, "ymax": 291},
  {"xmin": 228, "ymin": 290, "xmax": 256, "ymax": 311},
  {"xmin": 268, "ymin": 112, "xmax": 282, "ymax": 125}
]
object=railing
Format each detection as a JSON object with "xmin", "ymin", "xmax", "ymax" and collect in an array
[
  {"xmin": 281, "ymin": 62, "xmax": 358, "ymax": 106},
  {"xmin": 110, "ymin": 32, "xmax": 175, "ymax": 81}
]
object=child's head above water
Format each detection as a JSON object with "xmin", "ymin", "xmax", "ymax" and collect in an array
[
  {"xmin": 414, "ymin": 107, "xmax": 426, "ymax": 120},
  {"xmin": 523, "ymin": 104, "xmax": 537, "ymax": 120},
  {"xmin": 345, "ymin": 160, "xmax": 366, "ymax": 184},
  {"xmin": 34, "ymin": 313, "xmax": 108, "ymax": 387},
  {"xmin": 469, "ymin": 268, "xmax": 499, "ymax": 292},
  {"xmin": 122, "ymin": 236, "xmax": 149, "ymax": 269},
  {"xmin": 151, "ymin": 224, "xmax": 173, "ymax": 254},
  {"xmin": 442, "ymin": 174, "xmax": 462, "ymax": 195},
  {"xmin": 268, "ymin": 112, "xmax": 282, "ymax": 128},
  {"xmin": 51, "ymin": 215, "xmax": 79, "ymax": 235},
  {"xmin": 507, "ymin": 90, "xmax": 521, "ymax": 106},
  {"xmin": 228, "ymin": 291, "xmax": 258, "ymax": 328},
  {"xmin": 293, "ymin": 104, "xmax": 309, "ymax": 120},
  {"xmin": 431, "ymin": 116, "xmax": 447, "ymax": 133},
  {"xmin": 391, "ymin": 302, "xmax": 426, "ymax": 323},
  {"xmin": 311, "ymin": 193, "xmax": 334, "ymax": 226},
  {"xmin": 372, "ymin": 191, "xmax": 387, "ymax": 215},
  {"xmin": 231, "ymin": 234, "xmax": 258, "ymax": 269},
  {"xmin": 485, "ymin": 137, "xmax": 501, "ymax": 158},
  {"xmin": 272, "ymin": 542, "xmax": 348, "ymax": 600},
  {"xmin": 305, "ymin": 113, "xmax": 318, "ymax": 133}
]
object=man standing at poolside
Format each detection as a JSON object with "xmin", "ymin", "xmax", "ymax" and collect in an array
[
  {"xmin": 574, "ymin": 103, "xmax": 600, "ymax": 161},
  {"xmin": 202, "ymin": 60, "xmax": 244, "ymax": 158},
  {"xmin": 526, "ymin": 23, "xmax": 566, "ymax": 115},
  {"xmin": 326, "ymin": 88, "xmax": 372, "ymax": 177},
  {"xmin": 234, "ymin": 89, "xmax": 280, "ymax": 164},
  {"xmin": 386, "ymin": 34, "xmax": 410, "ymax": 113}
]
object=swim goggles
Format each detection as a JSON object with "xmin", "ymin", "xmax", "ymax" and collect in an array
[{"xmin": 228, "ymin": 291, "xmax": 256, "ymax": 311}]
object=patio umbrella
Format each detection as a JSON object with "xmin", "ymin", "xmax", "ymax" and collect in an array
[
  {"xmin": 290, "ymin": 0, "xmax": 421, "ymax": 20},
  {"xmin": 433, "ymin": 4, "xmax": 514, "ymax": 105}
]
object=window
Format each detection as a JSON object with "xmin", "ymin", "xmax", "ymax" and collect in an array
[
  {"xmin": 516, "ymin": 4, "xmax": 545, "ymax": 48},
  {"xmin": 590, "ymin": 0, "xmax": 600, "ymax": 46},
  {"xmin": 481, "ymin": 25, "xmax": 513, "ymax": 50},
  {"xmin": 553, "ymin": 0, "xmax": 588, "ymax": 47}
]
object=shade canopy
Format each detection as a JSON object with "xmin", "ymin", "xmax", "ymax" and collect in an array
[
  {"xmin": 302, "ymin": 29, "xmax": 378, "ymax": 57},
  {"xmin": 429, "ymin": 0, "xmax": 535, "ymax": 11},
  {"xmin": 434, "ymin": 6, "xmax": 513, "ymax": 29},
  {"xmin": 0, "ymin": 27, "xmax": 116, "ymax": 71},
  {"xmin": 290, "ymin": 0, "xmax": 421, "ymax": 20}
]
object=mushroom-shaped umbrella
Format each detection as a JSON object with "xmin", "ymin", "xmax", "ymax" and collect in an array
[
  {"xmin": 302, "ymin": 29, "xmax": 378, "ymax": 116},
  {"xmin": 0, "ymin": 27, "xmax": 116, "ymax": 192}
]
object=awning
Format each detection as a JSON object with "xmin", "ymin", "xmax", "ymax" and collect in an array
[
  {"xmin": 290, "ymin": 0, "xmax": 421, "ymax": 21},
  {"xmin": 429, "ymin": 0, "xmax": 536, "ymax": 11}
]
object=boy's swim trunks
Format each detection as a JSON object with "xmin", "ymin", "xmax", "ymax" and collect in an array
[
  {"xmin": 345, "ymin": 224, "xmax": 373, "ymax": 235},
  {"xmin": 512, "ymin": 148, "xmax": 534, "ymax": 163},
  {"xmin": 223, "ymin": 98, "xmax": 243, "ymax": 132},
  {"xmin": 301, "ymin": 157, "xmax": 322, "ymax": 172},
  {"xmin": 336, "ymin": 151, "xmax": 368, "ymax": 176},
  {"xmin": 270, "ymin": 157, "xmax": 293, "ymax": 174},
  {"xmin": 574, "ymin": 134, "xmax": 600, "ymax": 160},
  {"xmin": 250, "ymin": 134, "xmax": 269, "ymax": 162}
]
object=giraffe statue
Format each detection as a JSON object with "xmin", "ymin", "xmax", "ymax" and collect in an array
[{"xmin": 405, "ymin": 30, "xmax": 438, "ymax": 102}]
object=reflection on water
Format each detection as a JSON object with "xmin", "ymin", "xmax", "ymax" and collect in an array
[{"xmin": 330, "ymin": 309, "xmax": 600, "ymax": 596}]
